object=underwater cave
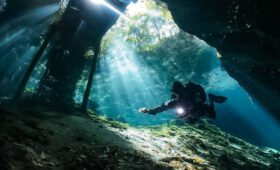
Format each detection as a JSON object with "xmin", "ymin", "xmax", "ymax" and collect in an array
[{"xmin": 0, "ymin": 0, "xmax": 280, "ymax": 169}]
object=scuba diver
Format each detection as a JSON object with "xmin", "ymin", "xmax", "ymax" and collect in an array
[{"xmin": 139, "ymin": 81, "xmax": 227, "ymax": 121}]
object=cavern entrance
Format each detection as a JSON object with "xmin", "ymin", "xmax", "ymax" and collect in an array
[{"xmin": 0, "ymin": 0, "xmax": 279, "ymax": 151}]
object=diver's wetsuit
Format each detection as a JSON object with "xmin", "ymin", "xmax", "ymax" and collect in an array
[{"xmin": 146, "ymin": 82, "xmax": 216, "ymax": 119}]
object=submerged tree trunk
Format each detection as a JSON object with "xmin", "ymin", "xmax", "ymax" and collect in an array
[
  {"xmin": 12, "ymin": 23, "xmax": 57, "ymax": 104},
  {"xmin": 82, "ymin": 39, "xmax": 101, "ymax": 111}
]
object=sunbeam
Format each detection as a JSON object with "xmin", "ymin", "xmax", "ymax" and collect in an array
[
  {"xmin": 0, "ymin": 4, "xmax": 59, "ymax": 97},
  {"xmin": 0, "ymin": 0, "xmax": 279, "ymax": 169},
  {"xmin": 73, "ymin": 0, "xmax": 280, "ymax": 150},
  {"xmin": 89, "ymin": 0, "xmax": 130, "ymax": 20}
]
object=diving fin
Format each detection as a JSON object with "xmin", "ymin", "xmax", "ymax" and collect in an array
[{"xmin": 208, "ymin": 94, "xmax": 227, "ymax": 103}]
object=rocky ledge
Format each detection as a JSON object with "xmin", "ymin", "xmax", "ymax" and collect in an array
[{"xmin": 0, "ymin": 108, "xmax": 279, "ymax": 170}]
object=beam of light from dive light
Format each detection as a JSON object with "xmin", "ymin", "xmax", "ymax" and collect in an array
[{"xmin": 89, "ymin": 0, "xmax": 130, "ymax": 20}]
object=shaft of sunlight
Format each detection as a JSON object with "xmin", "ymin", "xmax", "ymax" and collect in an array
[
  {"xmin": 71, "ymin": 0, "xmax": 280, "ymax": 150},
  {"xmin": 0, "ymin": 4, "xmax": 59, "ymax": 97},
  {"xmin": 89, "ymin": 0, "xmax": 130, "ymax": 20}
]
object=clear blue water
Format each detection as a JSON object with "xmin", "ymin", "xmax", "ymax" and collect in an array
[
  {"xmin": 83, "ymin": 2, "xmax": 280, "ymax": 150},
  {"xmin": 85, "ymin": 33, "xmax": 280, "ymax": 150},
  {"xmin": 0, "ymin": 2, "xmax": 279, "ymax": 151},
  {"xmin": 0, "ymin": 4, "xmax": 58, "ymax": 97}
]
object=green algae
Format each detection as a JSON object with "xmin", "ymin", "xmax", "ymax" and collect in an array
[{"xmin": 0, "ymin": 107, "xmax": 279, "ymax": 169}]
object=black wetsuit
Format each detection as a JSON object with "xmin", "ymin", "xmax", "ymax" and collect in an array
[{"xmin": 147, "ymin": 82, "xmax": 215, "ymax": 119}]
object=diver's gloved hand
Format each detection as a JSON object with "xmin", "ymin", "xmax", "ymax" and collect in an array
[
  {"xmin": 138, "ymin": 108, "xmax": 150, "ymax": 113},
  {"xmin": 139, "ymin": 108, "xmax": 157, "ymax": 115}
]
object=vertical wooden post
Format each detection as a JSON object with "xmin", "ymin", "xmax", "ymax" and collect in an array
[
  {"xmin": 12, "ymin": 23, "xmax": 57, "ymax": 104},
  {"xmin": 81, "ymin": 40, "xmax": 101, "ymax": 111}
]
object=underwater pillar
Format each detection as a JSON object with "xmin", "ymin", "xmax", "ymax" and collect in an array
[
  {"xmin": 81, "ymin": 39, "xmax": 101, "ymax": 111},
  {"xmin": 12, "ymin": 23, "xmax": 57, "ymax": 104}
]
